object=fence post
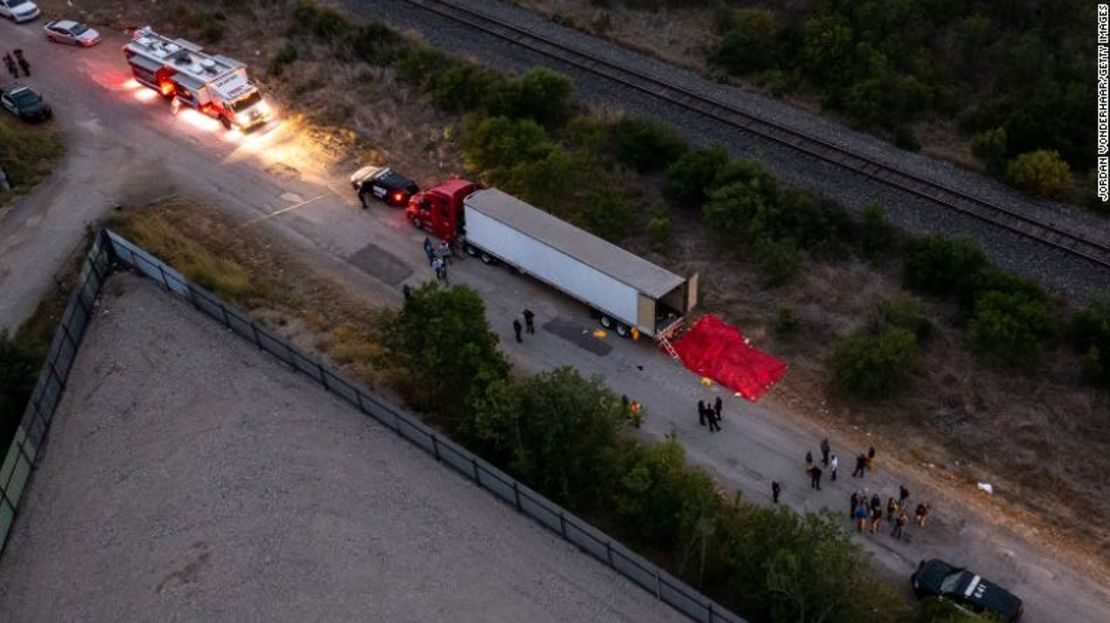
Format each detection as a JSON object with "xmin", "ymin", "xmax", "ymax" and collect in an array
[
  {"xmin": 605, "ymin": 542, "xmax": 613, "ymax": 567},
  {"xmin": 559, "ymin": 512, "xmax": 567, "ymax": 538},
  {"xmin": 251, "ymin": 324, "xmax": 262, "ymax": 349},
  {"xmin": 431, "ymin": 435, "xmax": 440, "ymax": 461},
  {"xmin": 157, "ymin": 264, "xmax": 170, "ymax": 292},
  {"xmin": 317, "ymin": 363, "xmax": 329, "ymax": 390},
  {"xmin": 512, "ymin": 481, "xmax": 521, "ymax": 511},
  {"xmin": 219, "ymin": 305, "xmax": 230, "ymax": 328},
  {"xmin": 471, "ymin": 458, "xmax": 480, "ymax": 483}
]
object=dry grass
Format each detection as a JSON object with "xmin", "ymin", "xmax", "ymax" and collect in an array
[{"xmin": 0, "ymin": 114, "xmax": 64, "ymax": 207}]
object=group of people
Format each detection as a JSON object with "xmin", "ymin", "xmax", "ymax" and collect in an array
[
  {"xmin": 423, "ymin": 237, "xmax": 453, "ymax": 284},
  {"xmin": 849, "ymin": 485, "xmax": 930, "ymax": 540},
  {"xmin": 696, "ymin": 397, "xmax": 723, "ymax": 432},
  {"xmin": 512, "ymin": 309, "xmax": 535, "ymax": 343},
  {"xmin": 3, "ymin": 49, "xmax": 30, "ymax": 79},
  {"xmin": 802, "ymin": 437, "xmax": 843, "ymax": 490}
]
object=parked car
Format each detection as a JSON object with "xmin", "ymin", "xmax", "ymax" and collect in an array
[
  {"xmin": 1, "ymin": 84, "xmax": 51, "ymax": 121},
  {"xmin": 0, "ymin": 0, "xmax": 40, "ymax": 23},
  {"xmin": 912, "ymin": 559, "xmax": 1023, "ymax": 621},
  {"xmin": 44, "ymin": 19, "xmax": 101, "ymax": 46},
  {"xmin": 349, "ymin": 165, "xmax": 418, "ymax": 208}
]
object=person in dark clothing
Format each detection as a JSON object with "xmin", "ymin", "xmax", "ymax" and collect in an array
[
  {"xmin": 512, "ymin": 318, "xmax": 523, "ymax": 343},
  {"xmin": 852, "ymin": 453, "xmax": 867, "ymax": 477},
  {"xmin": 3, "ymin": 53, "xmax": 15, "ymax": 79},
  {"xmin": 523, "ymin": 308, "xmax": 535, "ymax": 334},
  {"xmin": 899, "ymin": 485, "xmax": 910, "ymax": 505},
  {"xmin": 820, "ymin": 437, "xmax": 830, "ymax": 465},
  {"xmin": 809, "ymin": 465, "xmax": 822, "ymax": 490},
  {"xmin": 697, "ymin": 400, "xmax": 707, "ymax": 426},
  {"xmin": 402, "ymin": 284, "xmax": 412, "ymax": 301},
  {"xmin": 805, "ymin": 450, "xmax": 813, "ymax": 468},
  {"xmin": 870, "ymin": 493, "xmax": 882, "ymax": 515},
  {"xmin": 867, "ymin": 445, "xmax": 876, "ymax": 471},
  {"xmin": 708, "ymin": 409, "xmax": 721, "ymax": 432},
  {"xmin": 13, "ymin": 49, "xmax": 28, "ymax": 77},
  {"xmin": 850, "ymin": 491, "xmax": 859, "ymax": 516},
  {"xmin": 713, "ymin": 396, "xmax": 722, "ymax": 421},
  {"xmin": 423, "ymin": 237, "xmax": 435, "ymax": 265},
  {"xmin": 892, "ymin": 510, "xmax": 908, "ymax": 539},
  {"xmin": 772, "ymin": 481, "xmax": 781, "ymax": 504}
]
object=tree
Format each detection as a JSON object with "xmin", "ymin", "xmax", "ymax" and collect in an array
[
  {"xmin": 829, "ymin": 327, "xmax": 918, "ymax": 399},
  {"xmin": 664, "ymin": 146, "xmax": 730, "ymax": 208},
  {"xmin": 800, "ymin": 15, "xmax": 855, "ymax": 78},
  {"xmin": 702, "ymin": 180, "xmax": 774, "ymax": 245},
  {"xmin": 902, "ymin": 235, "xmax": 987, "ymax": 299},
  {"xmin": 1005, "ymin": 149, "xmax": 1074, "ymax": 198},
  {"xmin": 871, "ymin": 295, "xmax": 932, "ymax": 342},
  {"xmin": 613, "ymin": 118, "xmax": 689, "ymax": 173},
  {"xmin": 647, "ymin": 212, "xmax": 673, "ymax": 252},
  {"xmin": 461, "ymin": 116, "xmax": 552, "ymax": 171},
  {"xmin": 381, "ymin": 283, "xmax": 509, "ymax": 417},
  {"xmin": 754, "ymin": 238, "xmax": 804, "ymax": 287},
  {"xmin": 711, "ymin": 8, "xmax": 780, "ymax": 73},
  {"xmin": 575, "ymin": 187, "xmax": 635, "ymax": 242},
  {"xmin": 465, "ymin": 367, "xmax": 624, "ymax": 508},
  {"xmin": 429, "ymin": 64, "xmax": 502, "ymax": 113},
  {"xmin": 971, "ymin": 127, "xmax": 1007, "ymax": 173},
  {"xmin": 967, "ymin": 290, "xmax": 1056, "ymax": 361},
  {"xmin": 1072, "ymin": 297, "xmax": 1110, "ymax": 387}
]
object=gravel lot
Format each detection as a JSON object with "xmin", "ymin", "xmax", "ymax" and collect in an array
[
  {"xmin": 0, "ymin": 274, "xmax": 683, "ymax": 623},
  {"xmin": 346, "ymin": 0, "xmax": 1109, "ymax": 299}
]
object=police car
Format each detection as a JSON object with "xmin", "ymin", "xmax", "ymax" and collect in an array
[
  {"xmin": 912, "ymin": 558, "xmax": 1023, "ymax": 621},
  {"xmin": 349, "ymin": 165, "xmax": 418, "ymax": 208}
]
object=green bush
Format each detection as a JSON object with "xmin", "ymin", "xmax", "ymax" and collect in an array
[
  {"xmin": 345, "ymin": 22, "xmax": 404, "ymax": 66},
  {"xmin": 646, "ymin": 212, "xmax": 673, "ymax": 252},
  {"xmin": 267, "ymin": 41, "xmax": 299, "ymax": 77},
  {"xmin": 856, "ymin": 201, "xmax": 896, "ymax": 260},
  {"xmin": 971, "ymin": 127, "xmax": 1008, "ymax": 173},
  {"xmin": 492, "ymin": 147, "xmax": 585, "ymax": 217},
  {"xmin": 430, "ymin": 64, "xmax": 503, "ymax": 113},
  {"xmin": 902, "ymin": 235, "xmax": 987, "ymax": 299},
  {"xmin": 703, "ymin": 180, "xmax": 775, "ymax": 245},
  {"xmin": 1072, "ymin": 298, "xmax": 1110, "ymax": 387},
  {"xmin": 711, "ymin": 8, "xmax": 779, "ymax": 73},
  {"xmin": 871, "ymin": 295, "xmax": 932, "ymax": 341},
  {"xmin": 967, "ymin": 290, "xmax": 1057, "ymax": 361},
  {"xmin": 613, "ymin": 118, "xmax": 689, "ymax": 173},
  {"xmin": 754, "ymin": 238, "xmax": 804, "ymax": 287},
  {"xmin": 830, "ymin": 327, "xmax": 918, "ymax": 399},
  {"xmin": 486, "ymin": 68, "xmax": 575, "ymax": 129},
  {"xmin": 1005, "ymin": 149, "xmax": 1074, "ymax": 198},
  {"xmin": 291, "ymin": 0, "xmax": 353, "ymax": 38},
  {"xmin": 394, "ymin": 46, "xmax": 454, "ymax": 89},
  {"xmin": 663, "ymin": 146, "xmax": 730, "ymax": 208},
  {"xmin": 461, "ymin": 116, "xmax": 552, "ymax": 171},
  {"xmin": 382, "ymin": 283, "xmax": 509, "ymax": 417},
  {"xmin": 575, "ymin": 188, "xmax": 635, "ymax": 242},
  {"xmin": 0, "ymin": 330, "xmax": 41, "ymax": 454},
  {"xmin": 773, "ymin": 307, "xmax": 800, "ymax": 338}
]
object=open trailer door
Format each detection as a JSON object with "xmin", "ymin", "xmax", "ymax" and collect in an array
[{"xmin": 686, "ymin": 272, "xmax": 699, "ymax": 313}]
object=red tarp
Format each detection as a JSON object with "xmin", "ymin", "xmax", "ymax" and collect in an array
[{"xmin": 668, "ymin": 314, "xmax": 787, "ymax": 402}]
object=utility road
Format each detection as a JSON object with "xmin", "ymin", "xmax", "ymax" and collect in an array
[{"xmin": 0, "ymin": 20, "xmax": 1106, "ymax": 622}]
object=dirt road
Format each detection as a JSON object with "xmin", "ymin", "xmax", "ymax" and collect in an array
[{"xmin": 0, "ymin": 19, "xmax": 1106, "ymax": 622}]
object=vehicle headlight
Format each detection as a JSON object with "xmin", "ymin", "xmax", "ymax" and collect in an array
[{"xmin": 256, "ymin": 100, "xmax": 271, "ymax": 115}]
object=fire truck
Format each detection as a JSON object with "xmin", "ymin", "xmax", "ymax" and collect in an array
[{"xmin": 123, "ymin": 26, "xmax": 272, "ymax": 131}]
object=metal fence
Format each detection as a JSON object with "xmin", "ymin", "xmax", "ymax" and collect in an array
[
  {"xmin": 0, "ymin": 231, "xmax": 112, "ymax": 555},
  {"xmin": 3, "ymin": 229, "xmax": 744, "ymax": 623}
]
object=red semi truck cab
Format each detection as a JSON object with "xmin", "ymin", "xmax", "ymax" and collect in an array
[{"xmin": 405, "ymin": 179, "xmax": 477, "ymax": 243}]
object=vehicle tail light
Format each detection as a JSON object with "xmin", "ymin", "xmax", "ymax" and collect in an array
[
  {"xmin": 159, "ymin": 81, "xmax": 174, "ymax": 96},
  {"xmin": 393, "ymin": 191, "xmax": 404, "ymax": 203}
]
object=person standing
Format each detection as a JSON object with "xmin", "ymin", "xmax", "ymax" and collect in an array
[
  {"xmin": 772, "ymin": 481, "xmax": 781, "ymax": 504},
  {"xmin": 886, "ymin": 497, "xmax": 898, "ymax": 524},
  {"xmin": 850, "ymin": 491, "xmax": 859, "ymax": 516},
  {"xmin": 809, "ymin": 465, "xmax": 822, "ymax": 490},
  {"xmin": 867, "ymin": 446, "xmax": 876, "ymax": 471},
  {"xmin": 805, "ymin": 451, "xmax": 813, "ymax": 468},
  {"xmin": 523, "ymin": 309, "xmax": 535, "ymax": 334},
  {"xmin": 870, "ymin": 504, "xmax": 883, "ymax": 534},
  {"xmin": 854, "ymin": 503, "xmax": 869, "ymax": 533},
  {"xmin": 697, "ymin": 400, "xmax": 707, "ymax": 427},
  {"xmin": 437, "ymin": 240, "xmax": 452, "ymax": 265},
  {"xmin": 713, "ymin": 396, "xmax": 722, "ymax": 422},
  {"xmin": 423, "ymin": 237, "xmax": 435, "ymax": 265},
  {"xmin": 915, "ymin": 503, "xmax": 930, "ymax": 527},
  {"xmin": 708, "ymin": 408, "xmax": 721, "ymax": 432},
  {"xmin": 3, "ymin": 53, "xmax": 15, "ymax": 79},
  {"xmin": 852, "ymin": 453, "xmax": 867, "ymax": 478},
  {"xmin": 820, "ymin": 437, "xmax": 830, "ymax": 466},
  {"xmin": 512, "ymin": 318, "xmax": 523, "ymax": 343},
  {"xmin": 829, "ymin": 454, "xmax": 838, "ymax": 481},
  {"xmin": 892, "ymin": 510, "xmax": 908, "ymax": 540},
  {"xmin": 402, "ymin": 284, "xmax": 412, "ymax": 301},
  {"xmin": 899, "ymin": 485, "xmax": 910, "ymax": 506}
]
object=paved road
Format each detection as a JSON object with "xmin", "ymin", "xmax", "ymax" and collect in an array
[{"xmin": 0, "ymin": 20, "xmax": 1107, "ymax": 622}]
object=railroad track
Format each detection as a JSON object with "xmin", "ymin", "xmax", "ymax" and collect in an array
[{"xmin": 402, "ymin": 0, "xmax": 1110, "ymax": 272}]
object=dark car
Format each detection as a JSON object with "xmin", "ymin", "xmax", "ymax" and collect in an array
[
  {"xmin": 349, "ymin": 165, "xmax": 418, "ymax": 208},
  {"xmin": 1, "ymin": 84, "xmax": 52, "ymax": 122},
  {"xmin": 912, "ymin": 559, "xmax": 1023, "ymax": 621}
]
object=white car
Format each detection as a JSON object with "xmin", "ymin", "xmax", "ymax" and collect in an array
[
  {"xmin": 44, "ymin": 19, "xmax": 101, "ymax": 46},
  {"xmin": 0, "ymin": 0, "xmax": 40, "ymax": 23}
]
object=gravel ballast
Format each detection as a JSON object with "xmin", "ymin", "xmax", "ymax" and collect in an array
[
  {"xmin": 345, "ymin": 0, "xmax": 1109, "ymax": 299},
  {"xmin": 0, "ymin": 274, "xmax": 684, "ymax": 623}
]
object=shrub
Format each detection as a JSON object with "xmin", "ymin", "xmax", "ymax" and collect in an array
[
  {"xmin": 196, "ymin": 10, "xmax": 226, "ymax": 44},
  {"xmin": 711, "ymin": 8, "xmax": 779, "ymax": 73},
  {"xmin": 493, "ymin": 147, "xmax": 585, "ymax": 217},
  {"xmin": 613, "ymin": 118, "xmax": 689, "ymax": 173},
  {"xmin": 576, "ymin": 188, "xmax": 635, "ymax": 242},
  {"xmin": 856, "ymin": 200, "xmax": 896, "ymax": 260},
  {"xmin": 292, "ymin": 0, "xmax": 353, "ymax": 38},
  {"xmin": 902, "ymin": 235, "xmax": 987, "ymax": 299},
  {"xmin": 1072, "ymin": 298, "xmax": 1110, "ymax": 387},
  {"xmin": 345, "ymin": 22, "xmax": 404, "ymax": 66},
  {"xmin": 646, "ymin": 212, "xmax": 673, "ymax": 252},
  {"xmin": 663, "ymin": 146, "xmax": 730, "ymax": 208},
  {"xmin": 430, "ymin": 64, "xmax": 502, "ymax": 113},
  {"xmin": 830, "ymin": 327, "xmax": 918, "ymax": 399},
  {"xmin": 461, "ymin": 116, "xmax": 552, "ymax": 171},
  {"xmin": 1006, "ymin": 150, "xmax": 1074, "ymax": 198},
  {"xmin": 394, "ymin": 46, "xmax": 454, "ymax": 89},
  {"xmin": 773, "ymin": 307, "xmax": 800, "ymax": 338},
  {"xmin": 754, "ymin": 238, "xmax": 804, "ymax": 287},
  {"xmin": 971, "ymin": 127, "xmax": 1008, "ymax": 173},
  {"xmin": 487, "ymin": 68, "xmax": 574, "ymax": 129},
  {"xmin": 702, "ymin": 180, "xmax": 774, "ymax": 244},
  {"xmin": 0, "ymin": 330, "xmax": 41, "ymax": 453},
  {"xmin": 267, "ymin": 41, "xmax": 299, "ymax": 77},
  {"xmin": 871, "ymin": 295, "xmax": 932, "ymax": 341},
  {"xmin": 967, "ymin": 290, "xmax": 1057, "ymax": 361}
]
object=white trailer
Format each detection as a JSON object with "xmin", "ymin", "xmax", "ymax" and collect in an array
[{"xmin": 463, "ymin": 189, "xmax": 698, "ymax": 339}]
